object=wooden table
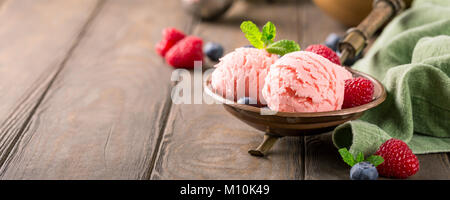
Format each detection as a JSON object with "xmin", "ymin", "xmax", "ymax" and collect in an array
[{"xmin": 0, "ymin": 0, "xmax": 448, "ymax": 180}]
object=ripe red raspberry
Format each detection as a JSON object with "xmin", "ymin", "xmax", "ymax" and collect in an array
[
  {"xmin": 375, "ymin": 138, "xmax": 420, "ymax": 179},
  {"xmin": 305, "ymin": 44, "xmax": 341, "ymax": 65},
  {"xmin": 155, "ymin": 27, "xmax": 186, "ymax": 57},
  {"xmin": 342, "ymin": 77, "xmax": 374, "ymax": 108},
  {"xmin": 165, "ymin": 36, "xmax": 203, "ymax": 69}
]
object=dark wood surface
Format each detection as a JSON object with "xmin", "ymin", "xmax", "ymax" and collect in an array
[{"xmin": 0, "ymin": 0, "xmax": 448, "ymax": 180}]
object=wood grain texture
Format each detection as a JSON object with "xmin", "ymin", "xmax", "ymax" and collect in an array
[
  {"xmin": 0, "ymin": 0, "xmax": 445, "ymax": 180},
  {"xmin": 303, "ymin": 133, "xmax": 346, "ymax": 180},
  {"xmin": 408, "ymin": 154, "xmax": 450, "ymax": 180},
  {"xmin": 151, "ymin": 105, "xmax": 304, "ymax": 180},
  {"xmin": 0, "ymin": 0, "xmax": 193, "ymax": 179},
  {"xmin": 298, "ymin": 0, "xmax": 346, "ymax": 48},
  {"xmin": 151, "ymin": 0, "xmax": 305, "ymax": 180},
  {"xmin": 0, "ymin": 0, "xmax": 101, "ymax": 170}
]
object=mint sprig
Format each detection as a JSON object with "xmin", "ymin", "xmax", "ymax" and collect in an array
[
  {"xmin": 261, "ymin": 21, "xmax": 276, "ymax": 46},
  {"xmin": 356, "ymin": 152, "xmax": 364, "ymax": 163},
  {"xmin": 240, "ymin": 21, "xmax": 300, "ymax": 56},
  {"xmin": 365, "ymin": 155, "xmax": 384, "ymax": 167},
  {"xmin": 339, "ymin": 148, "xmax": 356, "ymax": 166},
  {"xmin": 338, "ymin": 148, "xmax": 384, "ymax": 167},
  {"xmin": 240, "ymin": 21, "xmax": 264, "ymax": 49}
]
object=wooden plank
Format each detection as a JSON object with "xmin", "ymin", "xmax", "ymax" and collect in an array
[
  {"xmin": 151, "ymin": 105, "xmax": 304, "ymax": 180},
  {"xmin": 301, "ymin": 1, "xmax": 450, "ymax": 180},
  {"xmin": 408, "ymin": 153, "xmax": 450, "ymax": 180},
  {"xmin": 297, "ymin": 0, "xmax": 347, "ymax": 48},
  {"xmin": 0, "ymin": 0, "xmax": 101, "ymax": 169},
  {"xmin": 151, "ymin": 0, "xmax": 305, "ymax": 180},
  {"xmin": 0, "ymin": 0, "xmax": 193, "ymax": 179},
  {"xmin": 304, "ymin": 133, "xmax": 348, "ymax": 180}
]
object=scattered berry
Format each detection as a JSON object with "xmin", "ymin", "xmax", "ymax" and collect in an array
[
  {"xmin": 305, "ymin": 44, "xmax": 341, "ymax": 65},
  {"xmin": 375, "ymin": 138, "xmax": 420, "ymax": 179},
  {"xmin": 350, "ymin": 162, "xmax": 379, "ymax": 180},
  {"xmin": 165, "ymin": 36, "xmax": 204, "ymax": 69},
  {"xmin": 325, "ymin": 33, "xmax": 341, "ymax": 52},
  {"xmin": 338, "ymin": 148, "xmax": 384, "ymax": 180},
  {"xmin": 342, "ymin": 77, "xmax": 374, "ymax": 109},
  {"xmin": 237, "ymin": 97, "xmax": 257, "ymax": 105},
  {"xmin": 204, "ymin": 42, "xmax": 224, "ymax": 62},
  {"xmin": 155, "ymin": 27, "xmax": 186, "ymax": 57}
]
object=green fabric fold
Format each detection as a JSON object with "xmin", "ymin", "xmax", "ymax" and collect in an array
[{"xmin": 332, "ymin": 0, "xmax": 450, "ymax": 156}]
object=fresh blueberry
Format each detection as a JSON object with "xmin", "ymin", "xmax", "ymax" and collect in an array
[
  {"xmin": 204, "ymin": 42, "xmax": 224, "ymax": 62},
  {"xmin": 350, "ymin": 162, "xmax": 379, "ymax": 180},
  {"xmin": 237, "ymin": 97, "xmax": 257, "ymax": 105},
  {"xmin": 243, "ymin": 45, "xmax": 255, "ymax": 48},
  {"xmin": 325, "ymin": 33, "xmax": 341, "ymax": 52}
]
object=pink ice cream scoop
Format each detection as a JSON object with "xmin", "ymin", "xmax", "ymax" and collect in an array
[
  {"xmin": 262, "ymin": 51, "xmax": 352, "ymax": 112},
  {"xmin": 211, "ymin": 47, "xmax": 278, "ymax": 104}
]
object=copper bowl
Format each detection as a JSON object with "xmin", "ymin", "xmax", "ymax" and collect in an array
[{"xmin": 204, "ymin": 67, "xmax": 386, "ymax": 156}]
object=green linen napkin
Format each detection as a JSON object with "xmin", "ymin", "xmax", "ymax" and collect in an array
[{"xmin": 332, "ymin": 0, "xmax": 450, "ymax": 156}]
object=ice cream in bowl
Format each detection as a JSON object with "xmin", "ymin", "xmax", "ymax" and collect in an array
[{"xmin": 204, "ymin": 21, "xmax": 386, "ymax": 156}]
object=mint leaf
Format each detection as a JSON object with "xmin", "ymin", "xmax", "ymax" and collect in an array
[
  {"xmin": 356, "ymin": 152, "xmax": 364, "ymax": 163},
  {"xmin": 240, "ymin": 21, "xmax": 264, "ymax": 49},
  {"xmin": 240, "ymin": 21, "xmax": 299, "ymax": 56},
  {"xmin": 338, "ymin": 148, "xmax": 355, "ymax": 167},
  {"xmin": 261, "ymin": 21, "xmax": 276, "ymax": 47},
  {"xmin": 365, "ymin": 155, "xmax": 384, "ymax": 167},
  {"xmin": 266, "ymin": 40, "xmax": 300, "ymax": 56}
]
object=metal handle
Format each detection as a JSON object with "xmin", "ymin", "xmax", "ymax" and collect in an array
[{"xmin": 338, "ymin": 0, "xmax": 406, "ymax": 63}]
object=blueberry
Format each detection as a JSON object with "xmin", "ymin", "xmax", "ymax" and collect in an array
[
  {"xmin": 350, "ymin": 162, "xmax": 378, "ymax": 180},
  {"xmin": 204, "ymin": 42, "xmax": 224, "ymax": 62},
  {"xmin": 243, "ymin": 45, "xmax": 255, "ymax": 48},
  {"xmin": 325, "ymin": 33, "xmax": 341, "ymax": 52},
  {"xmin": 237, "ymin": 97, "xmax": 257, "ymax": 105}
]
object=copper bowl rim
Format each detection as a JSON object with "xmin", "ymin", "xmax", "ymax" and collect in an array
[{"xmin": 204, "ymin": 67, "xmax": 387, "ymax": 118}]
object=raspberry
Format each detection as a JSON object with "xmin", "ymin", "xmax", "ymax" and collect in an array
[
  {"xmin": 155, "ymin": 27, "xmax": 186, "ymax": 57},
  {"xmin": 375, "ymin": 138, "xmax": 420, "ymax": 179},
  {"xmin": 305, "ymin": 44, "xmax": 341, "ymax": 65},
  {"xmin": 342, "ymin": 77, "xmax": 374, "ymax": 108},
  {"xmin": 165, "ymin": 36, "xmax": 203, "ymax": 69}
]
